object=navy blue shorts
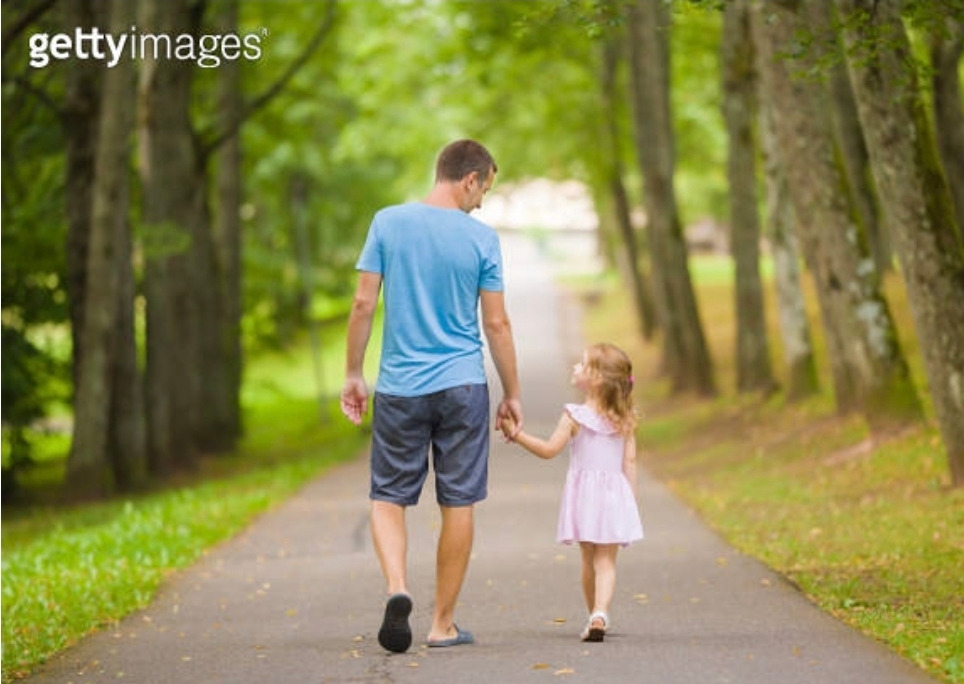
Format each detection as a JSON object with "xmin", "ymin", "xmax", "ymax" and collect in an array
[{"xmin": 370, "ymin": 384, "xmax": 490, "ymax": 507}]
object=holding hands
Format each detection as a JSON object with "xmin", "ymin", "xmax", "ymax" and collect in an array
[
  {"xmin": 496, "ymin": 397, "xmax": 523, "ymax": 442},
  {"xmin": 498, "ymin": 414, "xmax": 519, "ymax": 442}
]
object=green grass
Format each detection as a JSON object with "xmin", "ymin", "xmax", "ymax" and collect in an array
[
  {"xmin": 579, "ymin": 257, "xmax": 964, "ymax": 684},
  {"xmin": 1, "ymin": 318, "xmax": 382, "ymax": 682}
]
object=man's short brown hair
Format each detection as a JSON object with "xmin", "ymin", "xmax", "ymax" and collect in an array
[{"xmin": 435, "ymin": 139, "xmax": 498, "ymax": 183}]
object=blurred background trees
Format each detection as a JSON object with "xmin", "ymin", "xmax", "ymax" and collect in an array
[{"xmin": 3, "ymin": 0, "xmax": 962, "ymax": 497}]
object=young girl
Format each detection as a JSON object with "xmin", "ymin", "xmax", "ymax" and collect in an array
[{"xmin": 501, "ymin": 342, "xmax": 643, "ymax": 643}]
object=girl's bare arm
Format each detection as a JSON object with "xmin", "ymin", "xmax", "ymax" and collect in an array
[{"xmin": 505, "ymin": 412, "xmax": 575, "ymax": 460}]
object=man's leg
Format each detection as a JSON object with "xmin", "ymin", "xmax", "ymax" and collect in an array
[
  {"xmin": 370, "ymin": 500, "xmax": 409, "ymax": 595},
  {"xmin": 371, "ymin": 500, "xmax": 415, "ymax": 653},
  {"xmin": 427, "ymin": 504, "xmax": 474, "ymax": 641}
]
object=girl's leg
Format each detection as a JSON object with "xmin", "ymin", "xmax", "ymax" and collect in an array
[
  {"xmin": 579, "ymin": 542, "xmax": 596, "ymax": 613},
  {"xmin": 591, "ymin": 544, "xmax": 619, "ymax": 622}
]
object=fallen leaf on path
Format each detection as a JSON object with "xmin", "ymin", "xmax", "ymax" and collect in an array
[
  {"xmin": 555, "ymin": 668, "xmax": 575, "ymax": 675},
  {"xmin": 532, "ymin": 663, "xmax": 551, "ymax": 670}
]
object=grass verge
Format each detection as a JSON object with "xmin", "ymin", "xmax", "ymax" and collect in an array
[
  {"xmin": 1, "ymin": 330, "xmax": 373, "ymax": 682},
  {"xmin": 576, "ymin": 257, "xmax": 964, "ymax": 684}
]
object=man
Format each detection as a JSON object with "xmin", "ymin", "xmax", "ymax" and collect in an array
[{"xmin": 340, "ymin": 139, "xmax": 523, "ymax": 653}]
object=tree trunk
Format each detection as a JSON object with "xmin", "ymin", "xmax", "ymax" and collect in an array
[
  {"xmin": 828, "ymin": 40, "xmax": 888, "ymax": 272},
  {"xmin": 601, "ymin": 27, "xmax": 656, "ymax": 341},
  {"xmin": 181, "ymin": 0, "xmax": 229, "ymax": 453},
  {"xmin": 721, "ymin": 0, "xmax": 777, "ymax": 395},
  {"xmin": 931, "ymin": 17, "xmax": 964, "ymax": 241},
  {"xmin": 760, "ymin": 100, "xmax": 819, "ymax": 400},
  {"xmin": 138, "ymin": 0, "xmax": 201, "ymax": 474},
  {"xmin": 189, "ymin": 162, "xmax": 230, "ymax": 452},
  {"xmin": 627, "ymin": 0, "xmax": 715, "ymax": 396},
  {"xmin": 837, "ymin": 0, "xmax": 964, "ymax": 486},
  {"xmin": 751, "ymin": 0, "xmax": 922, "ymax": 430},
  {"xmin": 63, "ymin": 0, "xmax": 104, "ymax": 391},
  {"xmin": 209, "ymin": 0, "xmax": 244, "ymax": 448},
  {"xmin": 107, "ymin": 213, "xmax": 147, "ymax": 490},
  {"xmin": 67, "ymin": 0, "xmax": 137, "ymax": 498}
]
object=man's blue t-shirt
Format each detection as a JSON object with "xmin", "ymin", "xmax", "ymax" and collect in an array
[{"xmin": 356, "ymin": 202, "xmax": 504, "ymax": 396}]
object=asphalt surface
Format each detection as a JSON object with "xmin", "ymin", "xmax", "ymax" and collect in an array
[{"xmin": 26, "ymin": 234, "xmax": 937, "ymax": 683}]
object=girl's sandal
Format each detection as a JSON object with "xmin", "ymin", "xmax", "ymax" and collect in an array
[{"xmin": 580, "ymin": 611, "xmax": 609, "ymax": 642}]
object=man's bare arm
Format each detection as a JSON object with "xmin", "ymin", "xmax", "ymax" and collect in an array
[
  {"xmin": 341, "ymin": 271, "xmax": 382, "ymax": 424},
  {"xmin": 480, "ymin": 289, "xmax": 523, "ymax": 432}
]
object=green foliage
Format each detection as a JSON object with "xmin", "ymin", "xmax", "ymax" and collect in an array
[
  {"xmin": 0, "ymin": 326, "xmax": 65, "ymax": 495},
  {"xmin": 2, "ymin": 0, "xmax": 732, "ymax": 439},
  {"xmin": 1, "ymin": 22, "xmax": 72, "ymax": 473},
  {"xmin": 238, "ymin": 2, "xmax": 399, "ymax": 348},
  {"xmin": 671, "ymin": 4, "xmax": 727, "ymax": 222}
]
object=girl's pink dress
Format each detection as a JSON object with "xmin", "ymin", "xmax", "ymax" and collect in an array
[{"xmin": 556, "ymin": 403, "xmax": 644, "ymax": 546}]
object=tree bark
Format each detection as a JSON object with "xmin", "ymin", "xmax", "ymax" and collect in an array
[
  {"xmin": 601, "ymin": 26, "xmax": 657, "ymax": 341},
  {"xmin": 760, "ymin": 99, "xmax": 819, "ymax": 400},
  {"xmin": 67, "ymin": 0, "xmax": 138, "ymax": 498},
  {"xmin": 188, "ymin": 161, "xmax": 229, "ymax": 453},
  {"xmin": 837, "ymin": 0, "xmax": 964, "ymax": 486},
  {"xmin": 210, "ymin": 0, "xmax": 244, "ymax": 447},
  {"xmin": 107, "ymin": 213, "xmax": 147, "ymax": 490},
  {"xmin": 721, "ymin": 0, "xmax": 777, "ymax": 395},
  {"xmin": 931, "ymin": 17, "xmax": 964, "ymax": 241},
  {"xmin": 751, "ymin": 0, "xmax": 922, "ymax": 430},
  {"xmin": 828, "ymin": 38, "xmax": 888, "ymax": 272},
  {"xmin": 138, "ymin": 0, "xmax": 201, "ymax": 474},
  {"xmin": 627, "ymin": 0, "xmax": 715, "ymax": 396},
  {"xmin": 63, "ymin": 0, "xmax": 104, "ymax": 392}
]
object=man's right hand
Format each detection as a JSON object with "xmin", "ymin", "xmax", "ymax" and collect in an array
[
  {"xmin": 496, "ymin": 397, "xmax": 523, "ymax": 442},
  {"xmin": 340, "ymin": 377, "xmax": 369, "ymax": 425}
]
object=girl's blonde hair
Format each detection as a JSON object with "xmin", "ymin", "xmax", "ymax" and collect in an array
[{"xmin": 584, "ymin": 342, "xmax": 637, "ymax": 435}]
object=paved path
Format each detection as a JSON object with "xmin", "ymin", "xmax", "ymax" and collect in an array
[{"xmin": 28, "ymin": 235, "xmax": 936, "ymax": 683}]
